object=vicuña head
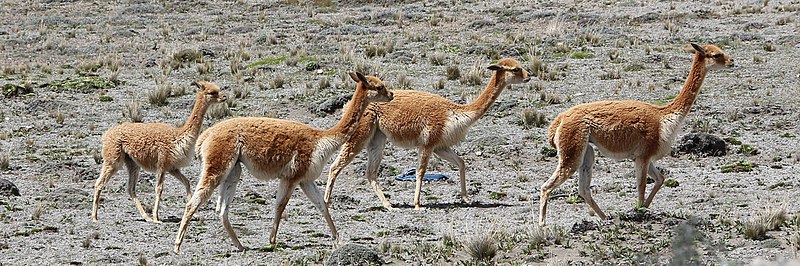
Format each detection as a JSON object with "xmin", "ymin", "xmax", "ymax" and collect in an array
[
  {"xmin": 92, "ymin": 81, "xmax": 226, "ymax": 223},
  {"xmin": 539, "ymin": 43, "xmax": 732, "ymax": 226}
]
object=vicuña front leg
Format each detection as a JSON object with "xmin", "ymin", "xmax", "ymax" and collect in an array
[
  {"xmin": 300, "ymin": 180, "xmax": 339, "ymax": 241},
  {"xmin": 644, "ymin": 161, "xmax": 665, "ymax": 207},
  {"xmin": 92, "ymin": 160, "xmax": 121, "ymax": 223},
  {"xmin": 270, "ymin": 179, "xmax": 297, "ymax": 245},
  {"xmin": 413, "ymin": 148, "xmax": 433, "ymax": 210}
]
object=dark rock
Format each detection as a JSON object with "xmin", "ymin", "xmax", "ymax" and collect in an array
[
  {"xmin": 570, "ymin": 220, "xmax": 598, "ymax": 234},
  {"xmin": 310, "ymin": 93, "xmax": 354, "ymax": 115},
  {"xmin": 325, "ymin": 243, "xmax": 384, "ymax": 266},
  {"xmin": 0, "ymin": 178, "xmax": 20, "ymax": 196},
  {"xmin": 675, "ymin": 133, "xmax": 727, "ymax": 156}
]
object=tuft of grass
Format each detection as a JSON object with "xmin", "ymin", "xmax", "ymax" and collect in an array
[
  {"xmin": 432, "ymin": 79, "xmax": 445, "ymax": 91},
  {"xmin": 82, "ymin": 232, "xmax": 100, "ymax": 248},
  {"xmin": 445, "ymin": 65, "xmax": 461, "ymax": 80},
  {"xmin": 139, "ymin": 254, "xmax": 148, "ymax": 266},
  {"xmin": 764, "ymin": 42, "xmax": 777, "ymax": 52},
  {"xmin": 429, "ymin": 53, "xmax": 446, "ymax": 66},
  {"xmin": 529, "ymin": 225, "xmax": 566, "ymax": 249},
  {"xmin": 540, "ymin": 147, "xmax": 557, "ymax": 157},
  {"xmin": 737, "ymin": 144, "xmax": 760, "ymax": 155},
  {"xmin": 464, "ymin": 232, "xmax": 498, "ymax": 263},
  {"xmin": 208, "ymin": 103, "xmax": 233, "ymax": 120},
  {"xmin": 232, "ymin": 85, "xmax": 251, "ymax": 99},
  {"xmin": 664, "ymin": 179, "xmax": 679, "ymax": 188},
  {"xmin": 519, "ymin": 109, "xmax": 547, "ymax": 129},
  {"xmin": 124, "ymin": 101, "xmax": 143, "ymax": 123},
  {"xmin": 0, "ymin": 154, "xmax": 9, "ymax": 171},
  {"xmin": 742, "ymin": 208, "xmax": 788, "ymax": 240},
  {"xmin": 52, "ymin": 111, "xmax": 65, "ymax": 124},
  {"xmin": 397, "ymin": 73, "xmax": 411, "ymax": 89},
  {"xmin": 539, "ymin": 91, "xmax": 563, "ymax": 105},
  {"xmin": 723, "ymin": 137, "xmax": 742, "ymax": 145},
  {"xmin": 721, "ymin": 161, "xmax": 756, "ymax": 173},
  {"xmin": 365, "ymin": 40, "xmax": 395, "ymax": 58},
  {"xmin": 31, "ymin": 205, "xmax": 43, "ymax": 221},
  {"xmin": 318, "ymin": 76, "xmax": 331, "ymax": 90},
  {"xmin": 270, "ymin": 74, "xmax": 287, "ymax": 89},
  {"xmin": 99, "ymin": 95, "xmax": 113, "ymax": 102},
  {"xmin": 460, "ymin": 63, "xmax": 484, "ymax": 86},
  {"xmin": 147, "ymin": 85, "xmax": 170, "ymax": 106},
  {"xmin": 570, "ymin": 51, "xmax": 594, "ymax": 59},
  {"xmin": 600, "ymin": 68, "xmax": 622, "ymax": 80}
]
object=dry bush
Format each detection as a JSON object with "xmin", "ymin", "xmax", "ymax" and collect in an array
[
  {"xmin": 519, "ymin": 109, "xmax": 547, "ymax": 129},
  {"xmin": 429, "ymin": 53, "xmax": 446, "ymax": 66},
  {"xmin": 147, "ymin": 86, "xmax": 170, "ymax": 106},
  {"xmin": 742, "ymin": 208, "xmax": 788, "ymax": 240},
  {"xmin": 460, "ymin": 63, "xmax": 484, "ymax": 86},
  {"xmin": 397, "ymin": 73, "xmax": 411, "ymax": 89},
  {"xmin": 528, "ymin": 225, "xmax": 566, "ymax": 248},
  {"xmin": 124, "ymin": 101, "xmax": 143, "ymax": 123},
  {"xmin": 464, "ymin": 232, "xmax": 497, "ymax": 263},
  {"xmin": 318, "ymin": 76, "xmax": 331, "ymax": 90},
  {"xmin": 432, "ymin": 79, "xmax": 445, "ymax": 91},
  {"xmin": 271, "ymin": 74, "xmax": 287, "ymax": 89},
  {"xmin": 208, "ymin": 103, "xmax": 233, "ymax": 119},
  {"xmin": 0, "ymin": 154, "xmax": 9, "ymax": 171},
  {"xmin": 600, "ymin": 68, "xmax": 622, "ymax": 80},
  {"xmin": 445, "ymin": 65, "xmax": 461, "ymax": 80}
]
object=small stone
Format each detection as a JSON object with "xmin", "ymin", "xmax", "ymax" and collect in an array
[
  {"xmin": 0, "ymin": 178, "xmax": 20, "ymax": 196},
  {"xmin": 325, "ymin": 243, "xmax": 384, "ymax": 266}
]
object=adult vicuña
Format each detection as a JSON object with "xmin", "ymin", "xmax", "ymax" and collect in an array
[
  {"xmin": 92, "ymin": 81, "xmax": 226, "ymax": 223},
  {"xmin": 539, "ymin": 43, "xmax": 734, "ymax": 226},
  {"xmin": 173, "ymin": 73, "xmax": 393, "ymax": 253},
  {"xmin": 324, "ymin": 58, "xmax": 530, "ymax": 210}
]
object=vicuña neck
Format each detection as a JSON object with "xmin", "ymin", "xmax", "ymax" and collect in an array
[
  {"xmin": 180, "ymin": 93, "xmax": 209, "ymax": 138},
  {"xmin": 664, "ymin": 52, "xmax": 708, "ymax": 116},
  {"xmin": 465, "ymin": 71, "xmax": 507, "ymax": 119},
  {"xmin": 324, "ymin": 86, "xmax": 369, "ymax": 140}
]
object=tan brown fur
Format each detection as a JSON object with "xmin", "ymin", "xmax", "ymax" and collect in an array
[
  {"xmin": 324, "ymin": 58, "xmax": 530, "ymax": 209},
  {"xmin": 173, "ymin": 73, "xmax": 393, "ymax": 253},
  {"xmin": 539, "ymin": 44, "xmax": 734, "ymax": 226},
  {"xmin": 92, "ymin": 81, "xmax": 226, "ymax": 223}
]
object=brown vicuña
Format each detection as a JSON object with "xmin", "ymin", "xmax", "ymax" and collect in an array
[
  {"xmin": 324, "ymin": 58, "xmax": 530, "ymax": 210},
  {"xmin": 539, "ymin": 43, "xmax": 734, "ymax": 226},
  {"xmin": 92, "ymin": 81, "xmax": 227, "ymax": 223},
  {"xmin": 173, "ymin": 73, "xmax": 393, "ymax": 253}
]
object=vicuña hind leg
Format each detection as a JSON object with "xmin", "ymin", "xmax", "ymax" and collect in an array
[
  {"xmin": 633, "ymin": 158, "xmax": 650, "ymax": 208},
  {"xmin": 219, "ymin": 163, "xmax": 244, "ymax": 251},
  {"xmin": 576, "ymin": 146, "xmax": 607, "ymax": 220},
  {"xmin": 174, "ymin": 147, "xmax": 236, "ymax": 253},
  {"xmin": 539, "ymin": 125, "xmax": 588, "ymax": 226},
  {"xmin": 433, "ymin": 147, "xmax": 467, "ymax": 203},
  {"xmin": 324, "ymin": 113, "xmax": 376, "ymax": 207},
  {"xmin": 92, "ymin": 159, "xmax": 123, "ymax": 223},
  {"xmin": 299, "ymin": 180, "xmax": 338, "ymax": 241},
  {"xmin": 365, "ymin": 131, "xmax": 391, "ymax": 209},
  {"xmin": 643, "ymin": 161, "xmax": 665, "ymax": 208},
  {"xmin": 124, "ymin": 158, "xmax": 150, "ymax": 222}
]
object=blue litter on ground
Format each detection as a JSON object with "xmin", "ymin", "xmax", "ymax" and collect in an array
[{"xmin": 394, "ymin": 168, "xmax": 449, "ymax": 181}]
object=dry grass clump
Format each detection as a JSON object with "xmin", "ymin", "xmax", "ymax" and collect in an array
[
  {"xmin": 464, "ymin": 232, "xmax": 497, "ymax": 263},
  {"xmin": 742, "ymin": 208, "xmax": 788, "ymax": 240},
  {"xmin": 519, "ymin": 109, "xmax": 547, "ymax": 129},
  {"xmin": 0, "ymin": 154, "xmax": 9, "ymax": 171},
  {"xmin": 445, "ymin": 65, "xmax": 461, "ymax": 80},
  {"xmin": 429, "ymin": 53, "xmax": 446, "ymax": 66},
  {"xmin": 318, "ymin": 76, "xmax": 331, "ymax": 90},
  {"xmin": 396, "ymin": 73, "xmax": 411, "ymax": 89},
  {"xmin": 123, "ymin": 101, "xmax": 143, "ymax": 123},
  {"xmin": 208, "ymin": 103, "xmax": 233, "ymax": 120},
  {"xmin": 460, "ymin": 63, "xmax": 485, "ymax": 86},
  {"xmin": 365, "ymin": 40, "xmax": 395, "ymax": 58},
  {"xmin": 270, "ymin": 74, "xmax": 287, "ymax": 89},
  {"xmin": 528, "ymin": 225, "xmax": 567, "ymax": 249},
  {"xmin": 168, "ymin": 49, "xmax": 204, "ymax": 70},
  {"xmin": 82, "ymin": 232, "xmax": 100, "ymax": 248},
  {"xmin": 147, "ymin": 85, "xmax": 170, "ymax": 106},
  {"xmin": 432, "ymin": 78, "xmax": 445, "ymax": 91},
  {"xmin": 600, "ymin": 68, "xmax": 622, "ymax": 80}
]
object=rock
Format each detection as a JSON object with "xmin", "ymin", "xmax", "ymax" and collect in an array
[
  {"xmin": 0, "ymin": 178, "xmax": 20, "ymax": 196},
  {"xmin": 310, "ymin": 93, "xmax": 353, "ymax": 115},
  {"xmin": 325, "ymin": 243, "xmax": 384, "ymax": 266},
  {"xmin": 675, "ymin": 133, "xmax": 727, "ymax": 156}
]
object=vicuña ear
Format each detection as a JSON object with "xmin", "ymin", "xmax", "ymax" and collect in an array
[
  {"xmin": 349, "ymin": 72, "xmax": 359, "ymax": 82},
  {"xmin": 487, "ymin": 64, "xmax": 503, "ymax": 71},
  {"xmin": 355, "ymin": 72, "xmax": 368, "ymax": 84},
  {"xmin": 690, "ymin": 43, "xmax": 705, "ymax": 54},
  {"xmin": 192, "ymin": 81, "xmax": 204, "ymax": 91}
]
